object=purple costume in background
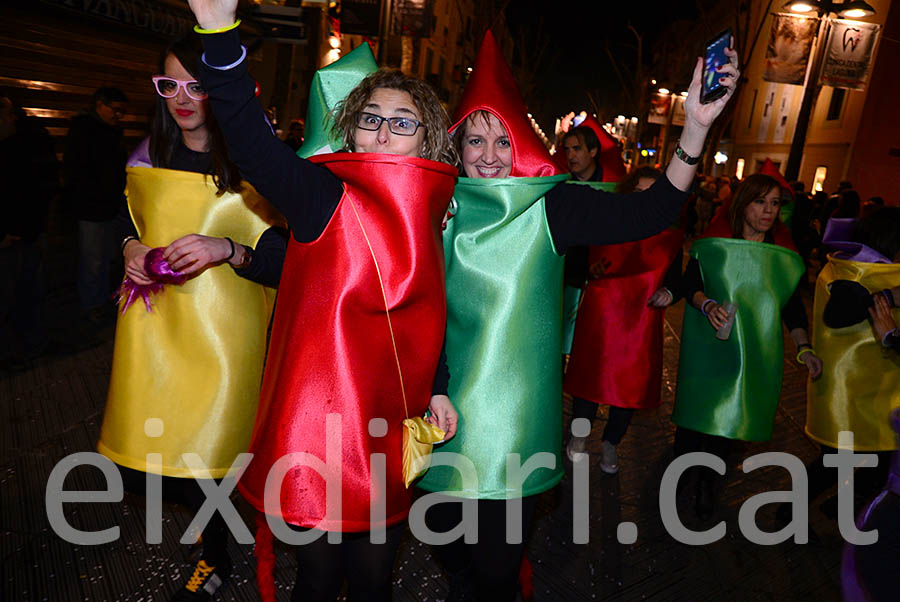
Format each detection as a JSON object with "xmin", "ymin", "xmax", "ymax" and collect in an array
[
  {"xmin": 841, "ymin": 408, "xmax": 900, "ymax": 601},
  {"xmin": 822, "ymin": 218, "xmax": 891, "ymax": 264}
]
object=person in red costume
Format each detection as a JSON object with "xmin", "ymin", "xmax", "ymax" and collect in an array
[
  {"xmin": 420, "ymin": 30, "xmax": 739, "ymax": 602},
  {"xmin": 187, "ymin": 1, "xmax": 459, "ymax": 601},
  {"xmin": 565, "ymin": 166, "xmax": 686, "ymax": 474}
]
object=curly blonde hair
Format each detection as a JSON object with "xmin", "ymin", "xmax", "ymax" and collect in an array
[{"xmin": 331, "ymin": 69, "xmax": 458, "ymax": 166}]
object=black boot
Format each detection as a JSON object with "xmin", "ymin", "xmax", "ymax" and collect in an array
[
  {"xmin": 445, "ymin": 565, "xmax": 475, "ymax": 602},
  {"xmin": 695, "ymin": 473, "xmax": 715, "ymax": 521}
]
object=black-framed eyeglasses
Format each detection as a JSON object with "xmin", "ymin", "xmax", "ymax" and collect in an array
[{"xmin": 356, "ymin": 111, "xmax": 423, "ymax": 136}]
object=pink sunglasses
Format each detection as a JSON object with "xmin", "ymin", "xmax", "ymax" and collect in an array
[{"xmin": 152, "ymin": 76, "xmax": 208, "ymax": 101}]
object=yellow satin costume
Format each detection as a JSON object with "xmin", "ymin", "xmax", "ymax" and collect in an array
[
  {"xmin": 98, "ymin": 167, "xmax": 280, "ymax": 478},
  {"xmin": 806, "ymin": 254, "xmax": 900, "ymax": 451}
]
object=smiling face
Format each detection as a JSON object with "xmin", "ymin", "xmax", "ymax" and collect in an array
[
  {"xmin": 163, "ymin": 53, "xmax": 209, "ymax": 138},
  {"xmin": 460, "ymin": 111, "xmax": 512, "ymax": 179},
  {"xmin": 742, "ymin": 186, "xmax": 781, "ymax": 239},
  {"xmin": 353, "ymin": 88, "xmax": 425, "ymax": 157}
]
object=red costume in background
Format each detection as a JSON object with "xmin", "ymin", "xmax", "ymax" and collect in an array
[{"xmin": 565, "ymin": 229, "xmax": 683, "ymax": 409}]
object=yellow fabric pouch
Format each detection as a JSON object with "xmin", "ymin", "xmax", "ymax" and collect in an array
[{"xmin": 402, "ymin": 417, "xmax": 446, "ymax": 488}]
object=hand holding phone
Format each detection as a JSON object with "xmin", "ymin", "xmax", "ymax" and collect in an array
[{"xmin": 701, "ymin": 29, "xmax": 733, "ymax": 104}]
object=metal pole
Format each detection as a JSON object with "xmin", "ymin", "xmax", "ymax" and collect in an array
[
  {"xmin": 378, "ymin": 0, "xmax": 393, "ymax": 65},
  {"xmin": 783, "ymin": 14, "xmax": 829, "ymax": 182}
]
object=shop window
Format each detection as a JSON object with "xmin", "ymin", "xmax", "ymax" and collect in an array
[
  {"xmin": 826, "ymin": 88, "xmax": 845, "ymax": 121},
  {"xmin": 813, "ymin": 166, "xmax": 827, "ymax": 192}
]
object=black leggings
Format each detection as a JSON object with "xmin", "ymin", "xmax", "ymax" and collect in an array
[
  {"xmin": 117, "ymin": 464, "xmax": 230, "ymax": 566},
  {"xmin": 290, "ymin": 523, "xmax": 405, "ymax": 602},
  {"xmin": 424, "ymin": 496, "xmax": 539, "ymax": 602},
  {"xmin": 572, "ymin": 397, "xmax": 635, "ymax": 445}
]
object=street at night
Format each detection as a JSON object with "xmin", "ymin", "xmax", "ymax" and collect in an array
[{"xmin": 2, "ymin": 1, "xmax": 898, "ymax": 601}]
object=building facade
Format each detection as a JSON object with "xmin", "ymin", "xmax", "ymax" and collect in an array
[{"xmin": 728, "ymin": 0, "xmax": 896, "ymax": 203}]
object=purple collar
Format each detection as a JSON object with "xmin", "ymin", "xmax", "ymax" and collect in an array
[{"xmin": 822, "ymin": 218, "xmax": 891, "ymax": 264}]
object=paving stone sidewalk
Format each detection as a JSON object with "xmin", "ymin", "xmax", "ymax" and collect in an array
[{"xmin": 1, "ymin": 219, "xmax": 846, "ymax": 601}]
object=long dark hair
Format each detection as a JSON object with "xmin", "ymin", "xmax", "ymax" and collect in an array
[{"xmin": 149, "ymin": 35, "xmax": 240, "ymax": 194}]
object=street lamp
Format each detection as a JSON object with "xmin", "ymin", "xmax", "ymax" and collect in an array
[{"xmin": 782, "ymin": 0, "xmax": 876, "ymax": 181}]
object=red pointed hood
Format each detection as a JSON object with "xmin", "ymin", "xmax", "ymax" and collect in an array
[
  {"xmin": 577, "ymin": 115, "xmax": 626, "ymax": 183},
  {"xmin": 451, "ymin": 30, "xmax": 562, "ymax": 178},
  {"xmin": 757, "ymin": 158, "xmax": 792, "ymax": 193}
]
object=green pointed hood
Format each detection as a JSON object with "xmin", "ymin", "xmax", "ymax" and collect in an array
[{"xmin": 297, "ymin": 43, "xmax": 378, "ymax": 158}]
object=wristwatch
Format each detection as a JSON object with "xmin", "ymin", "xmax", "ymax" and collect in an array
[
  {"xmin": 232, "ymin": 245, "xmax": 252, "ymax": 269},
  {"xmin": 674, "ymin": 143, "xmax": 701, "ymax": 165}
]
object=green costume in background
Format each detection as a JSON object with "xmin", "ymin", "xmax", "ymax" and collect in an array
[
  {"xmin": 672, "ymin": 237, "xmax": 805, "ymax": 441},
  {"xmin": 418, "ymin": 175, "xmax": 569, "ymax": 498}
]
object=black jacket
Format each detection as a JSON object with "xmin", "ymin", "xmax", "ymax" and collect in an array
[
  {"xmin": 0, "ymin": 115, "xmax": 58, "ymax": 242},
  {"xmin": 63, "ymin": 111, "xmax": 127, "ymax": 221}
]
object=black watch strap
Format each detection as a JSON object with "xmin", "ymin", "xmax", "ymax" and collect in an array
[{"xmin": 674, "ymin": 144, "xmax": 701, "ymax": 165}]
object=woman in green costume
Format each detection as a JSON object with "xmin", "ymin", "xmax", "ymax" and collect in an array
[
  {"xmin": 415, "ymin": 30, "xmax": 739, "ymax": 601},
  {"xmin": 671, "ymin": 174, "xmax": 823, "ymax": 521}
]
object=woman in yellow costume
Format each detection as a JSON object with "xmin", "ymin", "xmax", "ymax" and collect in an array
[
  {"xmin": 799, "ymin": 207, "xmax": 900, "ymax": 520},
  {"xmin": 96, "ymin": 35, "xmax": 283, "ymax": 602}
]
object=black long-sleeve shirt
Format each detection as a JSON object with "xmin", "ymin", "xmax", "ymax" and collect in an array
[{"xmin": 63, "ymin": 111, "xmax": 127, "ymax": 222}]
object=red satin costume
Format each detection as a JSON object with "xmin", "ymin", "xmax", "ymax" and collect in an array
[
  {"xmin": 237, "ymin": 153, "xmax": 456, "ymax": 532},
  {"xmin": 565, "ymin": 229, "xmax": 684, "ymax": 409},
  {"xmin": 563, "ymin": 110, "xmax": 680, "ymax": 410}
]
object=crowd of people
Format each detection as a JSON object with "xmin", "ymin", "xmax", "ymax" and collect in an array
[{"xmin": 2, "ymin": 1, "xmax": 898, "ymax": 600}]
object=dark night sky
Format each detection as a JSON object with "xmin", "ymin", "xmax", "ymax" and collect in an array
[{"xmin": 505, "ymin": 0, "xmax": 702, "ymax": 131}]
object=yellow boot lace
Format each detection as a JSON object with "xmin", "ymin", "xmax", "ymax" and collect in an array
[{"xmin": 185, "ymin": 559, "xmax": 215, "ymax": 593}]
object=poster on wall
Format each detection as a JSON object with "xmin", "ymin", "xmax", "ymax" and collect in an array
[
  {"xmin": 819, "ymin": 19, "xmax": 880, "ymax": 90},
  {"xmin": 763, "ymin": 13, "xmax": 819, "ymax": 85}
]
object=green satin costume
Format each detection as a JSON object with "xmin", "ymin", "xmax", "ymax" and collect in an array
[
  {"xmin": 98, "ymin": 167, "xmax": 279, "ymax": 478},
  {"xmin": 296, "ymin": 43, "xmax": 377, "ymax": 157},
  {"xmin": 806, "ymin": 255, "xmax": 900, "ymax": 451},
  {"xmin": 417, "ymin": 174, "xmax": 569, "ymax": 499},
  {"xmin": 672, "ymin": 237, "xmax": 805, "ymax": 441}
]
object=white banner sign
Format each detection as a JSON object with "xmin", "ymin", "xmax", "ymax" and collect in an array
[{"xmin": 820, "ymin": 19, "xmax": 880, "ymax": 90}]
